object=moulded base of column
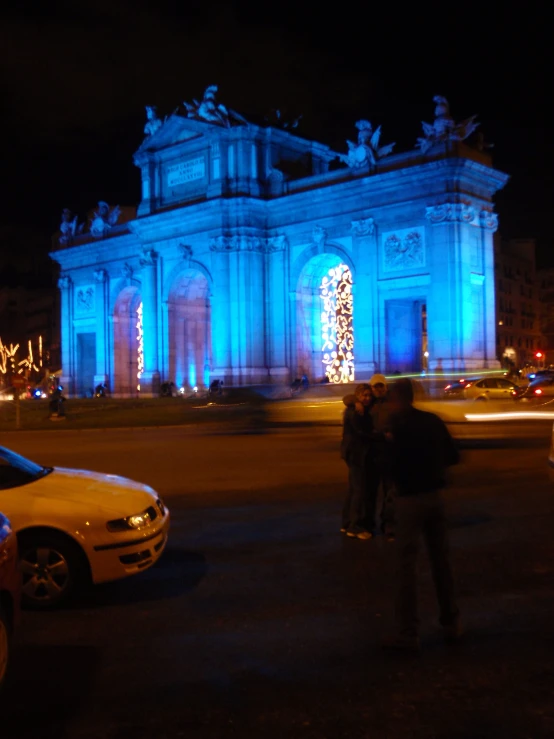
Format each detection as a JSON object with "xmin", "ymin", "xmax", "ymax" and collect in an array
[{"xmin": 138, "ymin": 370, "xmax": 161, "ymax": 397}]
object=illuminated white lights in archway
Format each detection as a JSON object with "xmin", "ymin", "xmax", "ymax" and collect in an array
[
  {"xmin": 136, "ymin": 302, "xmax": 144, "ymax": 391},
  {"xmin": 320, "ymin": 264, "xmax": 354, "ymax": 383}
]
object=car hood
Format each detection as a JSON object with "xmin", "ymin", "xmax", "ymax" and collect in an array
[{"xmin": 26, "ymin": 467, "xmax": 158, "ymax": 517}]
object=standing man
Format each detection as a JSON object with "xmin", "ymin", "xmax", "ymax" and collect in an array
[
  {"xmin": 367, "ymin": 374, "xmax": 395, "ymax": 539},
  {"xmin": 383, "ymin": 378, "xmax": 462, "ymax": 652},
  {"xmin": 340, "ymin": 383, "xmax": 380, "ymax": 540}
]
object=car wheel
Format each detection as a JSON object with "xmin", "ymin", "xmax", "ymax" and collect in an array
[
  {"xmin": 0, "ymin": 603, "xmax": 10, "ymax": 691},
  {"xmin": 18, "ymin": 533, "xmax": 86, "ymax": 610}
]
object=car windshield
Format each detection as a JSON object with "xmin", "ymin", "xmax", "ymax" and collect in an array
[{"xmin": 0, "ymin": 446, "xmax": 50, "ymax": 479}]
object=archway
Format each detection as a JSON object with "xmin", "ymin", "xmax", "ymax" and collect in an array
[
  {"xmin": 296, "ymin": 254, "xmax": 354, "ymax": 383},
  {"xmin": 113, "ymin": 285, "xmax": 142, "ymax": 396},
  {"xmin": 167, "ymin": 269, "xmax": 211, "ymax": 389}
]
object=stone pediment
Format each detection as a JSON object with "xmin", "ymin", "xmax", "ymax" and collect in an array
[{"xmin": 135, "ymin": 113, "xmax": 217, "ymax": 156}]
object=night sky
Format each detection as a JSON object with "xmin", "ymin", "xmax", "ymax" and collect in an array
[{"xmin": 1, "ymin": 0, "xmax": 553, "ymax": 282}]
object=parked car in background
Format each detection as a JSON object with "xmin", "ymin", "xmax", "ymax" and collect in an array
[
  {"xmin": 0, "ymin": 512, "xmax": 21, "ymax": 692},
  {"xmin": 0, "ymin": 445, "xmax": 170, "ymax": 610},
  {"xmin": 514, "ymin": 374, "xmax": 554, "ymax": 402},
  {"xmin": 444, "ymin": 376, "xmax": 519, "ymax": 401}
]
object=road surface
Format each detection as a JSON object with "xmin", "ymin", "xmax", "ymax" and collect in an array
[{"xmin": 1, "ymin": 426, "xmax": 554, "ymax": 738}]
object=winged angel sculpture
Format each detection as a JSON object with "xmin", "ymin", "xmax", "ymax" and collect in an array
[
  {"xmin": 340, "ymin": 120, "xmax": 395, "ymax": 170},
  {"xmin": 417, "ymin": 96, "xmax": 479, "ymax": 153}
]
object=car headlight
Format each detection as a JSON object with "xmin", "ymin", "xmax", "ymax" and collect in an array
[{"xmin": 106, "ymin": 506, "xmax": 156, "ymax": 532}]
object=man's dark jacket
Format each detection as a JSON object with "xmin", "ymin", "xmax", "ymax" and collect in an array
[{"xmin": 388, "ymin": 406, "xmax": 459, "ymax": 496}]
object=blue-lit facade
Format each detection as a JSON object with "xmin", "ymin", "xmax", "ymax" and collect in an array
[{"xmin": 51, "ymin": 92, "xmax": 509, "ymax": 397}]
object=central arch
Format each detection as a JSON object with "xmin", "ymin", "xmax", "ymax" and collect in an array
[
  {"xmin": 295, "ymin": 253, "xmax": 355, "ymax": 382},
  {"xmin": 167, "ymin": 269, "xmax": 211, "ymax": 389}
]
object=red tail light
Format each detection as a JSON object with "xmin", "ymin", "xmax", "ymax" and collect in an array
[{"xmin": 535, "ymin": 388, "xmax": 543, "ymax": 395}]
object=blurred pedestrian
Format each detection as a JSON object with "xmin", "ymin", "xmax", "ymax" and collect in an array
[
  {"xmin": 340, "ymin": 383, "xmax": 383, "ymax": 540},
  {"xmin": 382, "ymin": 378, "xmax": 462, "ymax": 652}
]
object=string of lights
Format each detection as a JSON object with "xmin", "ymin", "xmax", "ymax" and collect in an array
[
  {"xmin": 320, "ymin": 264, "xmax": 354, "ymax": 383},
  {"xmin": 136, "ymin": 302, "xmax": 144, "ymax": 391}
]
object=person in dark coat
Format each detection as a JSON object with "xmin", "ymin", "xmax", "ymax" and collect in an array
[
  {"xmin": 382, "ymin": 378, "xmax": 462, "ymax": 652},
  {"xmin": 340, "ymin": 383, "xmax": 384, "ymax": 540},
  {"xmin": 342, "ymin": 373, "xmax": 395, "ymax": 539}
]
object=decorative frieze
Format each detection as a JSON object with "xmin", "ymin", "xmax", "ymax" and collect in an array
[
  {"xmin": 351, "ymin": 218, "xmax": 375, "ymax": 237},
  {"xmin": 58, "ymin": 274, "xmax": 72, "ymax": 290},
  {"xmin": 209, "ymin": 235, "xmax": 287, "ymax": 253}
]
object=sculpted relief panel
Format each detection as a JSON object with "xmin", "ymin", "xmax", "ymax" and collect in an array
[
  {"xmin": 75, "ymin": 285, "xmax": 95, "ymax": 314},
  {"xmin": 382, "ymin": 228, "xmax": 425, "ymax": 272}
]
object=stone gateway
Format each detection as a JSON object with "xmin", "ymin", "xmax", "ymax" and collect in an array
[{"xmin": 51, "ymin": 89, "xmax": 508, "ymax": 397}]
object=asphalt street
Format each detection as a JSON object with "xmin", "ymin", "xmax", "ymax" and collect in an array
[{"xmin": 2, "ymin": 424, "xmax": 554, "ymax": 738}]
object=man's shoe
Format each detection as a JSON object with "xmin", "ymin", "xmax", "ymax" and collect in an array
[
  {"xmin": 381, "ymin": 635, "xmax": 420, "ymax": 653},
  {"xmin": 443, "ymin": 620, "xmax": 464, "ymax": 643},
  {"xmin": 346, "ymin": 529, "xmax": 373, "ymax": 540}
]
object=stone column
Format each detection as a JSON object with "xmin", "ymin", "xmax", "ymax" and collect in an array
[
  {"xmin": 351, "ymin": 219, "xmax": 378, "ymax": 378},
  {"xmin": 266, "ymin": 235, "xmax": 289, "ymax": 382},
  {"xmin": 480, "ymin": 210, "xmax": 501, "ymax": 368},
  {"xmin": 139, "ymin": 248, "xmax": 160, "ymax": 396},
  {"xmin": 93, "ymin": 268, "xmax": 110, "ymax": 390},
  {"xmin": 209, "ymin": 235, "xmax": 267, "ymax": 384},
  {"xmin": 210, "ymin": 244, "xmax": 232, "ymax": 383},
  {"xmin": 57, "ymin": 274, "xmax": 75, "ymax": 395}
]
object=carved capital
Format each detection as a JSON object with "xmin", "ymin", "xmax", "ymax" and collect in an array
[
  {"xmin": 266, "ymin": 234, "xmax": 288, "ymax": 253},
  {"xmin": 479, "ymin": 210, "xmax": 498, "ymax": 232},
  {"xmin": 94, "ymin": 268, "xmax": 108, "ymax": 283},
  {"xmin": 351, "ymin": 218, "xmax": 375, "ymax": 237},
  {"xmin": 139, "ymin": 248, "xmax": 157, "ymax": 267},
  {"xmin": 425, "ymin": 202, "xmax": 476, "ymax": 225},
  {"xmin": 57, "ymin": 274, "xmax": 72, "ymax": 290}
]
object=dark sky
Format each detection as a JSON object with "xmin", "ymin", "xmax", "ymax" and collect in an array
[{"xmin": 1, "ymin": 0, "xmax": 553, "ymax": 277}]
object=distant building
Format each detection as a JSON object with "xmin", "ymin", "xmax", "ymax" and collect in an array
[
  {"xmin": 494, "ymin": 237, "xmax": 544, "ymax": 368},
  {"xmin": 537, "ymin": 267, "xmax": 554, "ymax": 363},
  {"xmin": 50, "ymin": 89, "xmax": 508, "ymax": 397}
]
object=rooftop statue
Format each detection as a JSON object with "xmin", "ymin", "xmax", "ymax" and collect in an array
[
  {"xmin": 417, "ymin": 95, "xmax": 479, "ymax": 153},
  {"xmin": 264, "ymin": 109, "xmax": 303, "ymax": 130},
  {"xmin": 183, "ymin": 85, "xmax": 248, "ymax": 127},
  {"xmin": 340, "ymin": 120, "xmax": 395, "ymax": 170},
  {"xmin": 90, "ymin": 201, "xmax": 121, "ymax": 239},
  {"xmin": 59, "ymin": 208, "xmax": 81, "ymax": 245},
  {"xmin": 144, "ymin": 105, "xmax": 163, "ymax": 137}
]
